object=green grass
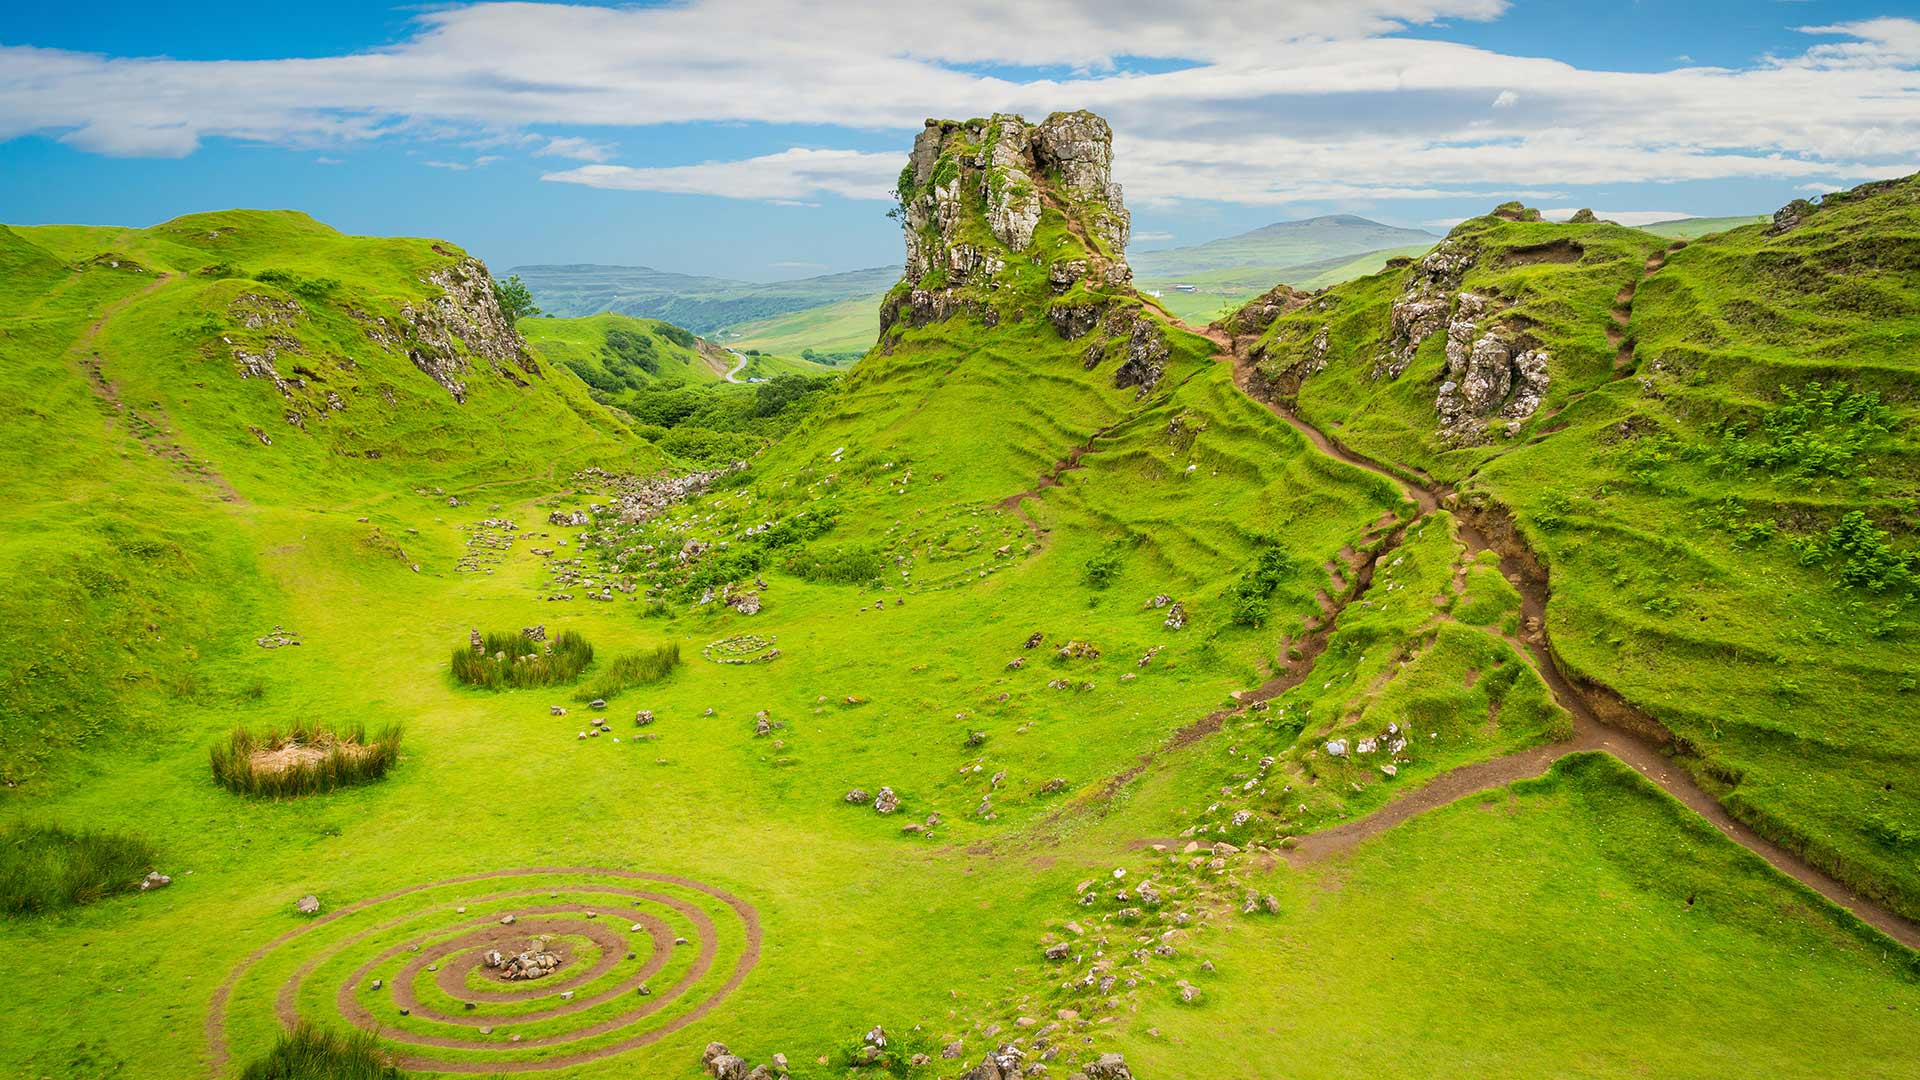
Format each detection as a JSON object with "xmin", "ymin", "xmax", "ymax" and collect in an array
[
  {"xmin": 721, "ymin": 292, "xmax": 882, "ymax": 359},
  {"xmin": 1116, "ymin": 753, "xmax": 1920, "ymax": 1080},
  {"xmin": 451, "ymin": 630, "xmax": 593, "ymax": 690},
  {"xmin": 520, "ymin": 311, "xmax": 725, "ymax": 388},
  {"xmin": 239, "ymin": 1023, "xmax": 405, "ymax": 1080},
  {"xmin": 210, "ymin": 720, "xmax": 403, "ymax": 797},
  {"xmin": 0, "ymin": 822, "xmax": 156, "ymax": 913},
  {"xmin": 576, "ymin": 642, "xmax": 682, "ymax": 702},
  {"xmin": 1640, "ymin": 214, "xmax": 1770, "ymax": 238},
  {"xmin": 1253, "ymin": 175, "xmax": 1920, "ymax": 917},
  {"xmin": 3, "ymin": 149, "xmax": 1918, "ymax": 1080}
]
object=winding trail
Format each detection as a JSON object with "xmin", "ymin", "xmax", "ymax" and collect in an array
[
  {"xmin": 723, "ymin": 351, "xmax": 748, "ymax": 384},
  {"xmin": 1165, "ymin": 314, "xmax": 1920, "ymax": 950}
]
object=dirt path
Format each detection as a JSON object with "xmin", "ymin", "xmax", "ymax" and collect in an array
[
  {"xmin": 723, "ymin": 351, "xmax": 748, "ymax": 384},
  {"xmin": 206, "ymin": 867, "xmax": 762, "ymax": 1075},
  {"xmin": 1159, "ymin": 308, "xmax": 1920, "ymax": 951},
  {"xmin": 69, "ymin": 273, "xmax": 247, "ymax": 502}
]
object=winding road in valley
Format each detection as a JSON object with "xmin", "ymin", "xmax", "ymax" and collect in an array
[{"xmin": 1163, "ymin": 315, "xmax": 1920, "ymax": 950}]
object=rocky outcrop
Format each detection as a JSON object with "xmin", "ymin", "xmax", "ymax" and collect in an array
[
  {"xmin": 1376, "ymin": 238, "xmax": 1477, "ymax": 379},
  {"xmin": 399, "ymin": 257, "xmax": 539, "ymax": 402},
  {"xmin": 1433, "ymin": 291, "xmax": 1549, "ymax": 442},
  {"xmin": 889, "ymin": 111, "xmax": 1132, "ymax": 337},
  {"xmin": 1032, "ymin": 111, "xmax": 1131, "ymax": 272},
  {"xmin": 1216, "ymin": 282, "xmax": 1314, "ymax": 339}
]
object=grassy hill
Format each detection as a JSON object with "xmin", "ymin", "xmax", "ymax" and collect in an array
[
  {"xmin": 1130, "ymin": 215, "xmax": 1439, "ymax": 324},
  {"xmin": 520, "ymin": 311, "xmax": 731, "ymax": 389},
  {"xmin": 2, "ymin": 128, "xmax": 1917, "ymax": 1080},
  {"xmin": 717, "ymin": 292, "xmax": 881, "ymax": 362},
  {"xmin": 1640, "ymin": 213, "xmax": 1770, "ymax": 238},
  {"xmin": 0, "ymin": 210, "xmax": 660, "ymax": 776},
  {"xmin": 509, "ymin": 262, "xmax": 899, "ymax": 333},
  {"xmin": 1132, "ymin": 214, "xmax": 1437, "ymax": 278},
  {"xmin": 1247, "ymin": 179, "xmax": 1920, "ymax": 920}
]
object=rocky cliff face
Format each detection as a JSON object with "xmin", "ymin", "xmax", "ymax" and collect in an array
[
  {"xmin": 886, "ymin": 111, "xmax": 1133, "ymax": 334},
  {"xmin": 400, "ymin": 257, "xmax": 541, "ymax": 403},
  {"xmin": 881, "ymin": 111, "xmax": 1167, "ymax": 393}
]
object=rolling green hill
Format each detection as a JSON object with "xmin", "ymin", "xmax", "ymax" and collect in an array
[
  {"xmin": 1640, "ymin": 213, "xmax": 1770, "ymax": 238},
  {"xmin": 1129, "ymin": 215, "xmax": 1440, "ymax": 324},
  {"xmin": 520, "ymin": 311, "xmax": 731, "ymax": 389},
  {"xmin": 1246, "ymin": 180, "xmax": 1920, "ymax": 920},
  {"xmin": 1132, "ymin": 214, "xmax": 1438, "ymax": 278},
  {"xmin": 2, "ymin": 119, "xmax": 1917, "ymax": 1080},
  {"xmin": 717, "ymin": 292, "xmax": 881, "ymax": 361},
  {"xmin": 509, "ymin": 262, "xmax": 899, "ymax": 333}
]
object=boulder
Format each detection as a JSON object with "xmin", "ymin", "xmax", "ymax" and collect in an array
[
  {"xmin": 873, "ymin": 787, "xmax": 900, "ymax": 814},
  {"xmin": 296, "ymin": 894, "xmax": 320, "ymax": 915}
]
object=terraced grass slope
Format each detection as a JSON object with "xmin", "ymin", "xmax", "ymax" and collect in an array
[{"xmin": 1242, "ymin": 178, "xmax": 1920, "ymax": 919}]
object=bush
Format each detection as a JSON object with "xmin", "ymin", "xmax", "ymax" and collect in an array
[
  {"xmin": 210, "ymin": 720, "xmax": 402, "ymax": 797},
  {"xmin": 577, "ymin": 644, "xmax": 681, "ymax": 703},
  {"xmin": 451, "ymin": 630, "xmax": 593, "ymax": 689},
  {"xmin": 785, "ymin": 543, "xmax": 885, "ymax": 585},
  {"xmin": 1229, "ymin": 541, "xmax": 1300, "ymax": 627},
  {"xmin": 240, "ymin": 1022, "xmax": 405, "ymax": 1080},
  {"xmin": 0, "ymin": 823, "xmax": 156, "ymax": 914},
  {"xmin": 1083, "ymin": 543, "xmax": 1126, "ymax": 589}
]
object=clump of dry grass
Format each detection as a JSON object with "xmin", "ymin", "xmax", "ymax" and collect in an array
[{"xmin": 210, "ymin": 719, "xmax": 401, "ymax": 797}]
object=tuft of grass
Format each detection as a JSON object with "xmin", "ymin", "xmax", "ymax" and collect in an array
[
  {"xmin": 0, "ymin": 823, "xmax": 156, "ymax": 914},
  {"xmin": 239, "ymin": 1023, "xmax": 406, "ymax": 1080},
  {"xmin": 210, "ymin": 720, "xmax": 402, "ymax": 797},
  {"xmin": 576, "ymin": 643, "xmax": 682, "ymax": 703},
  {"xmin": 450, "ymin": 630, "xmax": 592, "ymax": 690}
]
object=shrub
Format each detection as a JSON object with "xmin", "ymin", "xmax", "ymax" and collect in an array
[
  {"xmin": 1229, "ymin": 540, "xmax": 1300, "ymax": 627},
  {"xmin": 211, "ymin": 720, "xmax": 402, "ymax": 797},
  {"xmin": 577, "ymin": 644, "xmax": 681, "ymax": 703},
  {"xmin": 451, "ymin": 630, "xmax": 593, "ymax": 690},
  {"xmin": 0, "ymin": 823, "xmax": 156, "ymax": 914},
  {"xmin": 1083, "ymin": 540, "xmax": 1129, "ymax": 589},
  {"xmin": 255, "ymin": 269, "xmax": 340, "ymax": 299},
  {"xmin": 785, "ymin": 543, "xmax": 885, "ymax": 585},
  {"xmin": 239, "ymin": 1023, "xmax": 405, "ymax": 1080}
]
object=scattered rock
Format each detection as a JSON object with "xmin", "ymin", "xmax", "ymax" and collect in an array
[{"xmin": 139, "ymin": 871, "xmax": 171, "ymax": 892}]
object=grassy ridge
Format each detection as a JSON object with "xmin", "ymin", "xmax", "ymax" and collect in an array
[{"xmin": 1252, "ymin": 175, "xmax": 1920, "ymax": 916}]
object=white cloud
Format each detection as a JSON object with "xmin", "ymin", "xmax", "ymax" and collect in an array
[
  {"xmin": 542, "ymin": 148, "xmax": 901, "ymax": 201},
  {"xmin": 0, "ymin": 4, "xmax": 1915, "ymax": 209},
  {"xmin": 536, "ymin": 136, "xmax": 615, "ymax": 162},
  {"xmin": 1491, "ymin": 89, "xmax": 1519, "ymax": 108},
  {"xmin": 1132, "ymin": 231, "xmax": 1176, "ymax": 242}
]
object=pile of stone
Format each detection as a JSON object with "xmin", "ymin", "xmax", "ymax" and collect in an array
[
  {"xmin": 255, "ymin": 626, "xmax": 301, "ymax": 649},
  {"xmin": 485, "ymin": 938, "xmax": 564, "ymax": 980},
  {"xmin": 140, "ymin": 871, "xmax": 171, "ymax": 891},
  {"xmin": 1162, "ymin": 602, "xmax": 1187, "ymax": 630},
  {"xmin": 701, "ymin": 1042, "xmax": 788, "ymax": 1080}
]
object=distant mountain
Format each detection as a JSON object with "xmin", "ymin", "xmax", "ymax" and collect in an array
[
  {"xmin": 1131, "ymin": 214, "xmax": 1438, "ymax": 280},
  {"xmin": 1637, "ymin": 214, "xmax": 1768, "ymax": 238},
  {"xmin": 509, "ymin": 262, "xmax": 901, "ymax": 334}
]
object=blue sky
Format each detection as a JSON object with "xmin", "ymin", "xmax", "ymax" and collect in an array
[{"xmin": 3, "ymin": 1, "xmax": 1917, "ymax": 280}]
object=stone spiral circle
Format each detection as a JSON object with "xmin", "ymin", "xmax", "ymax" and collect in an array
[{"xmin": 208, "ymin": 867, "xmax": 760, "ymax": 1074}]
